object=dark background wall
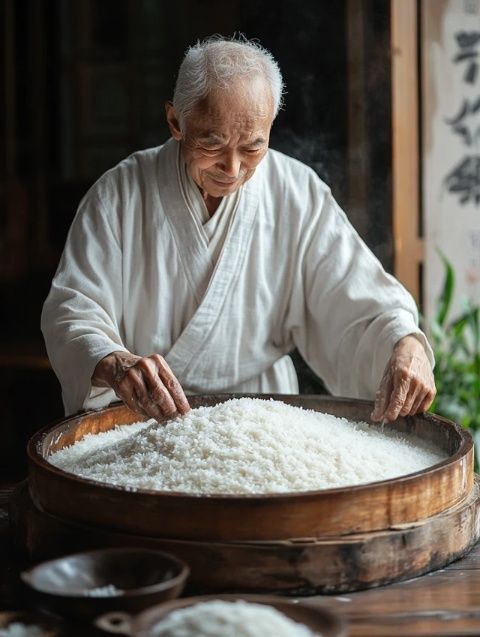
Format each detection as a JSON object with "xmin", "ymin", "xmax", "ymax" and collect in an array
[{"xmin": 0, "ymin": 0, "xmax": 392, "ymax": 477}]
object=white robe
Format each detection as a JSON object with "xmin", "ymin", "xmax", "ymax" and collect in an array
[{"xmin": 41, "ymin": 138, "xmax": 432, "ymax": 415}]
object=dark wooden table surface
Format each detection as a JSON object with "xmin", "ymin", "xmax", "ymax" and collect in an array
[
  {"xmin": 306, "ymin": 554, "xmax": 480, "ymax": 636},
  {"xmin": 2, "ymin": 482, "xmax": 480, "ymax": 637}
]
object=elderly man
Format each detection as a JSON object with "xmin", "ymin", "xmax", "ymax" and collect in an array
[{"xmin": 42, "ymin": 36, "xmax": 436, "ymax": 422}]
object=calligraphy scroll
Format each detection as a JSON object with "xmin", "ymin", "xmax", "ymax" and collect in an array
[{"xmin": 423, "ymin": 0, "xmax": 480, "ymax": 319}]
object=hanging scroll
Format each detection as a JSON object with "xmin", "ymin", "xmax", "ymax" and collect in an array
[{"xmin": 423, "ymin": 0, "xmax": 480, "ymax": 319}]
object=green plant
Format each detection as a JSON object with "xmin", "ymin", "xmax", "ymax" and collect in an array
[{"xmin": 428, "ymin": 253, "xmax": 480, "ymax": 431}]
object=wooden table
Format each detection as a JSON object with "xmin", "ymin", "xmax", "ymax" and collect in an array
[
  {"xmin": 306, "ymin": 555, "xmax": 480, "ymax": 636},
  {"xmin": 2, "ymin": 483, "xmax": 480, "ymax": 637}
]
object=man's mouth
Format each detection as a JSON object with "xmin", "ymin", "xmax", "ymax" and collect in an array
[{"xmin": 209, "ymin": 176, "xmax": 239, "ymax": 185}]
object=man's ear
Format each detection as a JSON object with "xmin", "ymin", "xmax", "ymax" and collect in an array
[{"xmin": 165, "ymin": 102, "xmax": 182, "ymax": 140}]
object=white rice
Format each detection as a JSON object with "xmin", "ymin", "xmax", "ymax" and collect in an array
[
  {"xmin": 83, "ymin": 584, "xmax": 123, "ymax": 597},
  {"xmin": 48, "ymin": 398, "xmax": 446, "ymax": 494},
  {"xmin": 150, "ymin": 600, "xmax": 316, "ymax": 637}
]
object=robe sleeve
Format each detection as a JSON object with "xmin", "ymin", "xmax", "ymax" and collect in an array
[
  {"xmin": 41, "ymin": 191, "xmax": 127, "ymax": 415},
  {"xmin": 289, "ymin": 184, "xmax": 433, "ymax": 400}
]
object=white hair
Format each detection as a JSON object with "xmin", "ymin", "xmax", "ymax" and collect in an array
[{"xmin": 172, "ymin": 35, "xmax": 285, "ymax": 130}]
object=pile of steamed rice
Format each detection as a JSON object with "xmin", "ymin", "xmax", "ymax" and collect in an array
[
  {"xmin": 49, "ymin": 398, "xmax": 445, "ymax": 494},
  {"xmin": 150, "ymin": 600, "xmax": 317, "ymax": 637}
]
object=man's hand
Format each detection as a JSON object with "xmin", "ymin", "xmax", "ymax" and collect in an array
[
  {"xmin": 92, "ymin": 351, "xmax": 191, "ymax": 420},
  {"xmin": 371, "ymin": 335, "xmax": 436, "ymax": 422}
]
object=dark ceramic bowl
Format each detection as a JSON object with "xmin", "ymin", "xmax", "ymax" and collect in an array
[{"xmin": 21, "ymin": 548, "xmax": 189, "ymax": 618}]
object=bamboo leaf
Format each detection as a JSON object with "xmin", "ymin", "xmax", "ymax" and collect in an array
[
  {"xmin": 435, "ymin": 251, "xmax": 454, "ymax": 327},
  {"xmin": 429, "ymin": 255, "xmax": 480, "ymax": 437}
]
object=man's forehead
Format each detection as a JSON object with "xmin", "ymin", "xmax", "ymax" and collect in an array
[
  {"xmin": 193, "ymin": 129, "xmax": 268, "ymax": 146},
  {"xmin": 193, "ymin": 99, "xmax": 271, "ymax": 121},
  {"xmin": 196, "ymin": 132, "xmax": 226, "ymax": 143},
  {"xmin": 186, "ymin": 103, "xmax": 272, "ymax": 139},
  {"xmin": 186, "ymin": 103, "xmax": 271, "ymax": 135}
]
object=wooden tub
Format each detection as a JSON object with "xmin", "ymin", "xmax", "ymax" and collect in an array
[{"xmin": 19, "ymin": 394, "xmax": 479, "ymax": 594}]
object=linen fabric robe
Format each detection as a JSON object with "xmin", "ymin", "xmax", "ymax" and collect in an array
[{"xmin": 41, "ymin": 138, "xmax": 432, "ymax": 415}]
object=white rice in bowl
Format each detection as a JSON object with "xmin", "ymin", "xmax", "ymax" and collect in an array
[
  {"xmin": 149, "ymin": 600, "xmax": 317, "ymax": 637},
  {"xmin": 49, "ymin": 398, "xmax": 446, "ymax": 494}
]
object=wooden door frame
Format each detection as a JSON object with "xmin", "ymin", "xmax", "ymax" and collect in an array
[{"xmin": 391, "ymin": 0, "xmax": 424, "ymax": 303}]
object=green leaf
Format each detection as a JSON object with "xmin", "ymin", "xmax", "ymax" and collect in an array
[
  {"xmin": 467, "ymin": 306, "xmax": 480, "ymax": 352},
  {"xmin": 428, "ymin": 253, "xmax": 480, "ymax": 441},
  {"xmin": 435, "ymin": 251, "xmax": 454, "ymax": 328}
]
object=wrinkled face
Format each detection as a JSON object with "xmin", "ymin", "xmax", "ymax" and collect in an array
[{"xmin": 166, "ymin": 77, "xmax": 274, "ymax": 198}]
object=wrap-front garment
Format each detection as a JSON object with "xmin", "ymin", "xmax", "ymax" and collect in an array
[{"xmin": 41, "ymin": 138, "xmax": 432, "ymax": 415}]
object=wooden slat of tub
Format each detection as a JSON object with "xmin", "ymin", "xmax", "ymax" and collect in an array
[{"xmin": 11, "ymin": 479, "xmax": 480, "ymax": 597}]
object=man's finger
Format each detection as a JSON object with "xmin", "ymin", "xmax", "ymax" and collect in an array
[
  {"xmin": 371, "ymin": 394, "xmax": 385, "ymax": 421},
  {"xmin": 139, "ymin": 396, "xmax": 167, "ymax": 421},
  {"xmin": 384, "ymin": 372, "xmax": 410, "ymax": 420},
  {"xmin": 371, "ymin": 375, "xmax": 392, "ymax": 421},
  {"xmin": 116, "ymin": 366, "xmax": 157, "ymax": 418},
  {"xmin": 158, "ymin": 370, "xmax": 190, "ymax": 415},
  {"xmin": 125, "ymin": 389, "xmax": 149, "ymax": 419},
  {"xmin": 137, "ymin": 359, "xmax": 178, "ymax": 417},
  {"xmin": 411, "ymin": 388, "xmax": 428, "ymax": 415},
  {"xmin": 152, "ymin": 355, "xmax": 191, "ymax": 414},
  {"xmin": 400, "ymin": 384, "xmax": 421, "ymax": 416},
  {"xmin": 418, "ymin": 389, "xmax": 436, "ymax": 414}
]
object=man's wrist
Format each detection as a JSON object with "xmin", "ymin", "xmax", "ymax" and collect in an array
[
  {"xmin": 91, "ymin": 350, "xmax": 127, "ymax": 387},
  {"xmin": 394, "ymin": 333, "xmax": 427, "ymax": 356}
]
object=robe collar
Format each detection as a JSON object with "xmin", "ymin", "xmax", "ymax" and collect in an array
[{"xmin": 156, "ymin": 138, "xmax": 261, "ymax": 379}]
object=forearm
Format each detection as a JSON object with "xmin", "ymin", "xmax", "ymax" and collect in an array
[{"xmin": 42, "ymin": 304, "xmax": 127, "ymax": 415}]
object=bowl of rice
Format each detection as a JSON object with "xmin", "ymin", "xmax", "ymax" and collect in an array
[
  {"xmin": 21, "ymin": 548, "xmax": 189, "ymax": 618},
  {"xmin": 95, "ymin": 595, "xmax": 347, "ymax": 637}
]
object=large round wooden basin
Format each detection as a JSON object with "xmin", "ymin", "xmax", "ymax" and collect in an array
[{"xmin": 27, "ymin": 394, "xmax": 473, "ymax": 542}]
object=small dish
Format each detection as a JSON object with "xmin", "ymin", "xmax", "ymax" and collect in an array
[{"xmin": 20, "ymin": 548, "xmax": 189, "ymax": 618}]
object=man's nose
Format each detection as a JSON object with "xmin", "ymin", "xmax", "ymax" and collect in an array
[{"xmin": 218, "ymin": 152, "xmax": 241, "ymax": 177}]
